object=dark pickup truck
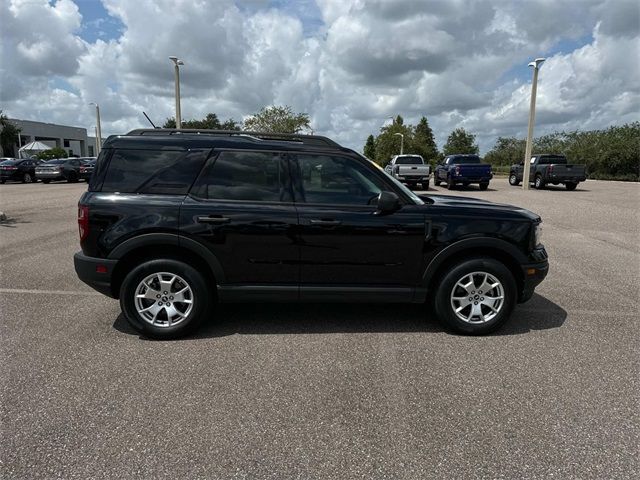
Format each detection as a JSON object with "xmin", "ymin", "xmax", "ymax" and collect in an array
[
  {"xmin": 509, "ymin": 154, "xmax": 587, "ymax": 190},
  {"xmin": 434, "ymin": 154, "xmax": 493, "ymax": 190}
]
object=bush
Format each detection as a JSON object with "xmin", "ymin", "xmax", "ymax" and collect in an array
[{"xmin": 36, "ymin": 147, "xmax": 68, "ymax": 161}]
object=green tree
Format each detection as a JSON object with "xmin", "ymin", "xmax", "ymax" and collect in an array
[
  {"xmin": 363, "ymin": 134, "xmax": 376, "ymax": 159},
  {"xmin": 36, "ymin": 147, "xmax": 68, "ymax": 160},
  {"xmin": 373, "ymin": 120, "xmax": 413, "ymax": 166},
  {"xmin": 0, "ymin": 111, "xmax": 21, "ymax": 157},
  {"xmin": 410, "ymin": 116, "xmax": 440, "ymax": 164},
  {"xmin": 484, "ymin": 137, "xmax": 526, "ymax": 166},
  {"xmin": 162, "ymin": 112, "xmax": 240, "ymax": 130},
  {"xmin": 443, "ymin": 128, "xmax": 479, "ymax": 155},
  {"xmin": 244, "ymin": 105, "xmax": 310, "ymax": 133}
]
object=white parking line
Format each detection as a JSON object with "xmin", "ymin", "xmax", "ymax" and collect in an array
[{"xmin": 0, "ymin": 288, "xmax": 102, "ymax": 296}]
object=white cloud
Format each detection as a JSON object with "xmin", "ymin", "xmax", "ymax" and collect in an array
[{"xmin": 1, "ymin": 0, "xmax": 638, "ymax": 153}]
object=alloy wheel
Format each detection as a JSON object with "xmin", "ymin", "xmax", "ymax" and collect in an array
[
  {"xmin": 134, "ymin": 272, "xmax": 194, "ymax": 327},
  {"xmin": 450, "ymin": 271, "xmax": 504, "ymax": 324}
]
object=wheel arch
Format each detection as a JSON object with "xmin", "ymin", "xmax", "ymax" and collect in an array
[
  {"xmin": 422, "ymin": 238, "xmax": 526, "ymax": 295},
  {"xmin": 108, "ymin": 233, "xmax": 224, "ymax": 298}
]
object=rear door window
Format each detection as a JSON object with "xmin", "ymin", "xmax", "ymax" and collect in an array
[
  {"xmin": 101, "ymin": 148, "xmax": 209, "ymax": 194},
  {"xmin": 191, "ymin": 150, "xmax": 292, "ymax": 202}
]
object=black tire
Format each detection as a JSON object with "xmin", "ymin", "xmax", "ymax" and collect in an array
[
  {"xmin": 462, "ymin": 181, "xmax": 471, "ymax": 187},
  {"xmin": 534, "ymin": 174, "xmax": 545, "ymax": 189},
  {"xmin": 423, "ymin": 179, "xmax": 430, "ymax": 190},
  {"xmin": 565, "ymin": 182, "xmax": 577, "ymax": 191},
  {"xmin": 120, "ymin": 259, "xmax": 212, "ymax": 339},
  {"xmin": 433, "ymin": 257, "xmax": 517, "ymax": 335},
  {"xmin": 67, "ymin": 172, "xmax": 79, "ymax": 183},
  {"xmin": 479, "ymin": 182, "xmax": 489, "ymax": 191},
  {"xmin": 447, "ymin": 177, "xmax": 455, "ymax": 190},
  {"xmin": 22, "ymin": 173, "xmax": 33, "ymax": 183},
  {"xmin": 508, "ymin": 173, "xmax": 520, "ymax": 186},
  {"xmin": 0, "ymin": 179, "xmax": 5, "ymax": 184},
  {"xmin": 42, "ymin": 179, "xmax": 50, "ymax": 184},
  {"xmin": 434, "ymin": 178, "xmax": 441, "ymax": 187}
]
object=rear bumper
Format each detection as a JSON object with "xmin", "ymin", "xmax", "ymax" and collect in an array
[
  {"xmin": 36, "ymin": 172, "xmax": 64, "ymax": 180},
  {"xmin": 74, "ymin": 252, "xmax": 118, "ymax": 298},
  {"xmin": 0, "ymin": 172, "xmax": 21, "ymax": 181},
  {"xmin": 547, "ymin": 175, "xmax": 586, "ymax": 183},
  {"xmin": 396, "ymin": 174, "xmax": 431, "ymax": 182},
  {"xmin": 519, "ymin": 248, "xmax": 549, "ymax": 302}
]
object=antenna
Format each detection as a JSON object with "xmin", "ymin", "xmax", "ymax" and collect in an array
[{"xmin": 142, "ymin": 111, "xmax": 158, "ymax": 128}]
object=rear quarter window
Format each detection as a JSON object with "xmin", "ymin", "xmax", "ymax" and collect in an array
[{"xmin": 100, "ymin": 148, "xmax": 210, "ymax": 194}]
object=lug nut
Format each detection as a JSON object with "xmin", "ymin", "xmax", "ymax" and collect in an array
[
  {"xmin": 474, "ymin": 301, "xmax": 478, "ymax": 305},
  {"xmin": 163, "ymin": 291, "xmax": 168, "ymax": 295},
  {"xmin": 479, "ymin": 290, "xmax": 482, "ymax": 294},
  {"xmin": 481, "ymin": 297, "xmax": 484, "ymax": 301},
  {"xmin": 169, "ymin": 296, "xmax": 174, "ymax": 300},
  {"xmin": 158, "ymin": 301, "xmax": 162, "ymax": 305},
  {"xmin": 156, "ymin": 294, "xmax": 161, "ymax": 298}
]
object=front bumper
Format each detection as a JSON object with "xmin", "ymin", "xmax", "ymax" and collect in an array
[
  {"xmin": 518, "ymin": 247, "xmax": 549, "ymax": 302},
  {"xmin": 74, "ymin": 252, "xmax": 118, "ymax": 298}
]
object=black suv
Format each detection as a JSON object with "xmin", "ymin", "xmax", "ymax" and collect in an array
[{"xmin": 74, "ymin": 129, "xmax": 548, "ymax": 338}]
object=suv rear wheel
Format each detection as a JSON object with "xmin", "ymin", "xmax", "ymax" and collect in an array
[
  {"xmin": 120, "ymin": 259, "xmax": 211, "ymax": 339},
  {"xmin": 434, "ymin": 257, "xmax": 516, "ymax": 335}
]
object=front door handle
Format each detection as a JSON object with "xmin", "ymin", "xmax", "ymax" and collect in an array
[
  {"xmin": 197, "ymin": 215, "xmax": 230, "ymax": 224},
  {"xmin": 310, "ymin": 219, "xmax": 342, "ymax": 226}
]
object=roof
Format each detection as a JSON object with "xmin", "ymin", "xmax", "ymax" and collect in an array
[{"xmin": 107, "ymin": 129, "xmax": 346, "ymax": 153}]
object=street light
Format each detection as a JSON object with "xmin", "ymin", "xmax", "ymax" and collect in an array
[
  {"xmin": 522, "ymin": 57, "xmax": 545, "ymax": 190},
  {"xmin": 169, "ymin": 56, "xmax": 184, "ymax": 129},
  {"xmin": 394, "ymin": 132, "xmax": 404, "ymax": 155},
  {"xmin": 89, "ymin": 102, "xmax": 102, "ymax": 155}
]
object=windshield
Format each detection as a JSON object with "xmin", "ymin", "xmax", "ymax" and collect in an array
[
  {"xmin": 357, "ymin": 153, "xmax": 424, "ymax": 205},
  {"xmin": 0, "ymin": 160, "xmax": 18, "ymax": 166},
  {"xmin": 449, "ymin": 156, "xmax": 480, "ymax": 164},
  {"xmin": 396, "ymin": 156, "xmax": 423, "ymax": 165},
  {"xmin": 44, "ymin": 159, "xmax": 66, "ymax": 165}
]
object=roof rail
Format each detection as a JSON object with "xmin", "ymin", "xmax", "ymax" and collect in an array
[{"xmin": 125, "ymin": 129, "xmax": 342, "ymax": 148}]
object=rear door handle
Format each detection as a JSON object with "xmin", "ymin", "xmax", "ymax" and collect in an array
[
  {"xmin": 197, "ymin": 215, "xmax": 230, "ymax": 224},
  {"xmin": 310, "ymin": 219, "xmax": 342, "ymax": 226}
]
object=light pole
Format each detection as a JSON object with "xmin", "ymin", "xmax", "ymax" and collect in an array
[
  {"xmin": 394, "ymin": 132, "xmax": 404, "ymax": 155},
  {"xmin": 522, "ymin": 57, "xmax": 545, "ymax": 190},
  {"xmin": 169, "ymin": 56, "xmax": 184, "ymax": 129},
  {"xmin": 89, "ymin": 102, "xmax": 102, "ymax": 155}
]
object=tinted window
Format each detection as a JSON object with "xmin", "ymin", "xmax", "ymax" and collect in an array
[
  {"xmin": 194, "ymin": 151, "xmax": 290, "ymax": 202},
  {"xmin": 102, "ymin": 148, "xmax": 208, "ymax": 194},
  {"xmin": 45, "ymin": 159, "xmax": 67, "ymax": 165},
  {"xmin": 395, "ymin": 156, "xmax": 423, "ymax": 165},
  {"xmin": 541, "ymin": 155, "xmax": 567, "ymax": 164},
  {"xmin": 296, "ymin": 154, "xmax": 391, "ymax": 205},
  {"xmin": 449, "ymin": 156, "xmax": 480, "ymax": 164}
]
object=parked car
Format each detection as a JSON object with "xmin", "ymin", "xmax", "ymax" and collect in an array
[
  {"xmin": 78, "ymin": 157, "xmax": 97, "ymax": 181},
  {"xmin": 434, "ymin": 154, "xmax": 493, "ymax": 190},
  {"xmin": 384, "ymin": 155, "xmax": 431, "ymax": 190},
  {"xmin": 35, "ymin": 158, "xmax": 83, "ymax": 183},
  {"xmin": 0, "ymin": 158, "xmax": 38, "ymax": 183},
  {"xmin": 74, "ymin": 129, "xmax": 548, "ymax": 339},
  {"xmin": 509, "ymin": 154, "xmax": 587, "ymax": 190}
]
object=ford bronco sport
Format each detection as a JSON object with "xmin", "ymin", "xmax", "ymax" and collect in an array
[{"xmin": 74, "ymin": 129, "xmax": 548, "ymax": 339}]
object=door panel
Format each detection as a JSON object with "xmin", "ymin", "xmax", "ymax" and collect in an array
[
  {"xmin": 180, "ymin": 150, "xmax": 299, "ymax": 290},
  {"xmin": 291, "ymin": 153, "xmax": 427, "ymax": 291}
]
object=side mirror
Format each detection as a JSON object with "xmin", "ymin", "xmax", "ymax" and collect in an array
[{"xmin": 375, "ymin": 191, "xmax": 401, "ymax": 215}]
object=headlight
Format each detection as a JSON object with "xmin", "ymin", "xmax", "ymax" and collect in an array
[{"xmin": 534, "ymin": 223, "xmax": 543, "ymax": 246}]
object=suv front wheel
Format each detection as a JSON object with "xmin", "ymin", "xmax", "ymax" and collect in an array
[
  {"xmin": 434, "ymin": 257, "xmax": 517, "ymax": 335},
  {"xmin": 120, "ymin": 259, "xmax": 211, "ymax": 339}
]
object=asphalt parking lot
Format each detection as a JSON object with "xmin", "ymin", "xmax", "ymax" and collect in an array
[{"xmin": 1, "ymin": 178, "xmax": 638, "ymax": 479}]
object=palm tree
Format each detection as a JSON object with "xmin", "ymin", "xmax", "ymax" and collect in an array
[{"xmin": 0, "ymin": 111, "xmax": 21, "ymax": 157}]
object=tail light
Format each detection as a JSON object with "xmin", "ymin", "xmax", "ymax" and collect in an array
[
  {"xmin": 4, "ymin": 166, "xmax": 17, "ymax": 170},
  {"xmin": 78, "ymin": 205, "xmax": 89, "ymax": 241},
  {"xmin": 548, "ymin": 165, "xmax": 554, "ymax": 174}
]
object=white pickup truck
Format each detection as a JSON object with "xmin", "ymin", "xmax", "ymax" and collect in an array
[{"xmin": 384, "ymin": 155, "xmax": 431, "ymax": 190}]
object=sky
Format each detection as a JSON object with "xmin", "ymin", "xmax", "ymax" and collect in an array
[{"xmin": 1, "ymin": 0, "xmax": 638, "ymax": 153}]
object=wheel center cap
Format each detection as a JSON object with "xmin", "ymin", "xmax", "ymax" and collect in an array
[
  {"xmin": 162, "ymin": 296, "xmax": 168, "ymax": 301},
  {"xmin": 474, "ymin": 295, "xmax": 479, "ymax": 300}
]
